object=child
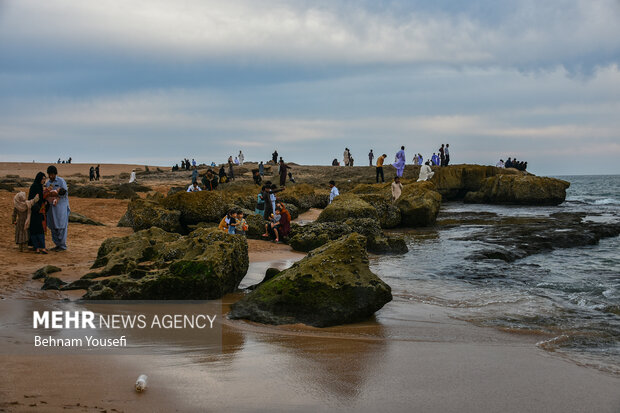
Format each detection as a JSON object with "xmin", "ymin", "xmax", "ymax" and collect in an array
[
  {"xmin": 236, "ymin": 211, "xmax": 248, "ymax": 236},
  {"xmin": 226, "ymin": 210, "xmax": 238, "ymax": 235},
  {"xmin": 12, "ymin": 192, "xmax": 39, "ymax": 252},
  {"xmin": 43, "ymin": 185, "xmax": 59, "ymax": 206},
  {"xmin": 264, "ymin": 209, "xmax": 282, "ymax": 242}
]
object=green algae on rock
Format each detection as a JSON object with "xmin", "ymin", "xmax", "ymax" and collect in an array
[
  {"xmin": 395, "ymin": 181, "xmax": 442, "ymax": 227},
  {"xmin": 230, "ymin": 233, "xmax": 392, "ymax": 327},
  {"xmin": 463, "ymin": 175, "xmax": 570, "ymax": 205},
  {"xmin": 82, "ymin": 227, "xmax": 248, "ymax": 299},
  {"xmin": 118, "ymin": 198, "xmax": 183, "ymax": 233},
  {"xmin": 316, "ymin": 193, "xmax": 378, "ymax": 223}
]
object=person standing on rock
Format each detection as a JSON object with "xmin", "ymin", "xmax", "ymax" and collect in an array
[
  {"xmin": 376, "ymin": 153, "xmax": 386, "ymax": 183},
  {"xmin": 192, "ymin": 158, "xmax": 197, "ymax": 167},
  {"xmin": 279, "ymin": 159, "xmax": 291, "ymax": 187},
  {"xmin": 238, "ymin": 151, "xmax": 245, "ymax": 165},
  {"xmin": 329, "ymin": 180, "xmax": 339, "ymax": 204},
  {"xmin": 368, "ymin": 150, "xmax": 374, "ymax": 166},
  {"xmin": 343, "ymin": 148, "xmax": 351, "ymax": 166},
  {"xmin": 445, "ymin": 144, "xmax": 450, "ymax": 166},
  {"xmin": 392, "ymin": 146, "xmax": 406, "ymax": 177},
  {"xmin": 258, "ymin": 161, "xmax": 264, "ymax": 176},
  {"xmin": 89, "ymin": 166, "xmax": 95, "ymax": 181},
  {"xmin": 191, "ymin": 166, "xmax": 198, "ymax": 184},
  {"xmin": 228, "ymin": 159, "xmax": 235, "ymax": 181},
  {"xmin": 439, "ymin": 144, "xmax": 445, "ymax": 166},
  {"xmin": 272, "ymin": 150, "xmax": 278, "ymax": 164},
  {"xmin": 45, "ymin": 165, "xmax": 70, "ymax": 252},
  {"xmin": 391, "ymin": 176, "xmax": 403, "ymax": 202},
  {"xmin": 95, "ymin": 164, "xmax": 100, "ymax": 181},
  {"xmin": 413, "ymin": 153, "xmax": 419, "ymax": 166}
]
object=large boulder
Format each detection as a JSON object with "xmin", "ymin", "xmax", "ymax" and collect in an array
[
  {"xmin": 395, "ymin": 182, "xmax": 442, "ymax": 227},
  {"xmin": 357, "ymin": 194, "xmax": 402, "ymax": 228},
  {"xmin": 316, "ymin": 193, "xmax": 378, "ymax": 223},
  {"xmin": 463, "ymin": 175, "xmax": 570, "ymax": 205},
  {"xmin": 69, "ymin": 212, "xmax": 104, "ymax": 226},
  {"xmin": 278, "ymin": 184, "xmax": 330, "ymax": 211},
  {"xmin": 118, "ymin": 198, "xmax": 183, "ymax": 233},
  {"xmin": 70, "ymin": 185, "xmax": 112, "ymax": 198},
  {"xmin": 430, "ymin": 165, "xmax": 521, "ymax": 200},
  {"xmin": 288, "ymin": 218, "xmax": 407, "ymax": 254},
  {"xmin": 83, "ymin": 227, "xmax": 249, "ymax": 300},
  {"xmin": 229, "ymin": 233, "xmax": 392, "ymax": 327},
  {"xmin": 162, "ymin": 191, "xmax": 232, "ymax": 226}
]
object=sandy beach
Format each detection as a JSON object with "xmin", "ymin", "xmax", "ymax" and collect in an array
[{"xmin": 1, "ymin": 163, "xmax": 619, "ymax": 412}]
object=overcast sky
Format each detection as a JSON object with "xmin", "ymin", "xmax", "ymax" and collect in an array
[{"xmin": 1, "ymin": 0, "xmax": 619, "ymax": 175}]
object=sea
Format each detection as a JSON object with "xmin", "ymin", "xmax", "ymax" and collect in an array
[{"xmin": 372, "ymin": 175, "xmax": 620, "ymax": 374}]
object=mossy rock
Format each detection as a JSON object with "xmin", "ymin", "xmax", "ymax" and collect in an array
[
  {"xmin": 83, "ymin": 227, "xmax": 249, "ymax": 299},
  {"xmin": 357, "ymin": 194, "xmax": 401, "ymax": 228},
  {"xmin": 395, "ymin": 181, "xmax": 442, "ymax": 227},
  {"xmin": 278, "ymin": 184, "xmax": 330, "ymax": 210},
  {"xmin": 118, "ymin": 198, "xmax": 183, "ymax": 233},
  {"xmin": 316, "ymin": 193, "xmax": 378, "ymax": 223},
  {"xmin": 230, "ymin": 233, "xmax": 392, "ymax": 327},
  {"xmin": 69, "ymin": 212, "xmax": 104, "ymax": 226},
  {"xmin": 162, "ymin": 191, "xmax": 232, "ymax": 226},
  {"xmin": 32, "ymin": 265, "xmax": 61, "ymax": 280},
  {"xmin": 463, "ymin": 175, "xmax": 570, "ymax": 205},
  {"xmin": 288, "ymin": 218, "xmax": 406, "ymax": 255},
  {"xmin": 70, "ymin": 185, "xmax": 113, "ymax": 198}
]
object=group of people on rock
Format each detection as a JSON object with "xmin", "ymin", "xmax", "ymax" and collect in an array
[
  {"xmin": 185, "ymin": 168, "xmax": 220, "ymax": 192},
  {"xmin": 218, "ymin": 209, "xmax": 248, "ymax": 235},
  {"xmin": 255, "ymin": 182, "xmax": 291, "ymax": 242},
  {"xmin": 88, "ymin": 165, "xmax": 101, "ymax": 181},
  {"xmin": 496, "ymin": 157, "xmax": 528, "ymax": 171},
  {"xmin": 12, "ymin": 166, "xmax": 70, "ymax": 254}
]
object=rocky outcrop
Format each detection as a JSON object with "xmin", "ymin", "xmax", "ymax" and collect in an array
[
  {"xmin": 230, "ymin": 233, "xmax": 392, "ymax": 327},
  {"xmin": 117, "ymin": 198, "xmax": 183, "ymax": 233},
  {"xmin": 463, "ymin": 175, "xmax": 570, "ymax": 205},
  {"xmin": 316, "ymin": 193, "xmax": 378, "ymax": 223},
  {"xmin": 288, "ymin": 218, "xmax": 407, "ymax": 254},
  {"xmin": 82, "ymin": 227, "xmax": 249, "ymax": 300},
  {"xmin": 69, "ymin": 212, "xmax": 104, "ymax": 226},
  {"xmin": 460, "ymin": 212, "xmax": 620, "ymax": 262},
  {"xmin": 429, "ymin": 165, "xmax": 522, "ymax": 200},
  {"xmin": 162, "ymin": 191, "xmax": 232, "ymax": 226},
  {"xmin": 277, "ymin": 184, "xmax": 330, "ymax": 211},
  {"xmin": 358, "ymin": 194, "xmax": 402, "ymax": 228},
  {"xmin": 395, "ymin": 182, "xmax": 442, "ymax": 227}
]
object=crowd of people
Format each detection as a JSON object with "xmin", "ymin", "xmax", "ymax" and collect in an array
[
  {"xmin": 12, "ymin": 165, "xmax": 70, "ymax": 254},
  {"xmin": 56, "ymin": 157, "xmax": 72, "ymax": 164},
  {"xmin": 496, "ymin": 157, "xmax": 528, "ymax": 171}
]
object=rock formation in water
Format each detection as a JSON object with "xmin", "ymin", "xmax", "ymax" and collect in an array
[
  {"xmin": 230, "ymin": 233, "xmax": 392, "ymax": 327},
  {"xmin": 463, "ymin": 175, "xmax": 570, "ymax": 206}
]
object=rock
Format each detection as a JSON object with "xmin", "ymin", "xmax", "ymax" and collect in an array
[
  {"xmin": 248, "ymin": 268, "xmax": 281, "ymax": 290},
  {"xmin": 289, "ymin": 218, "xmax": 407, "ymax": 254},
  {"xmin": 240, "ymin": 210, "xmax": 266, "ymax": 238},
  {"xmin": 83, "ymin": 227, "xmax": 249, "ymax": 300},
  {"xmin": 146, "ymin": 192, "xmax": 165, "ymax": 201},
  {"xmin": 61, "ymin": 279, "xmax": 95, "ymax": 291},
  {"xmin": 357, "ymin": 194, "xmax": 402, "ymax": 228},
  {"xmin": 395, "ymin": 182, "xmax": 442, "ymax": 227},
  {"xmin": 463, "ymin": 175, "xmax": 570, "ymax": 206},
  {"xmin": 282, "ymin": 203, "xmax": 299, "ymax": 220},
  {"xmin": 230, "ymin": 233, "xmax": 393, "ymax": 327},
  {"xmin": 0, "ymin": 183, "xmax": 15, "ymax": 192},
  {"xmin": 461, "ymin": 212, "xmax": 620, "ymax": 262},
  {"xmin": 316, "ymin": 193, "xmax": 378, "ymax": 223},
  {"xmin": 118, "ymin": 199, "xmax": 183, "ymax": 233},
  {"xmin": 70, "ymin": 185, "xmax": 112, "ymax": 198},
  {"xmin": 162, "ymin": 191, "xmax": 232, "ymax": 226},
  {"xmin": 114, "ymin": 183, "xmax": 140, "ymax": 200},
  {"xmin": 69, "ymin": 212, "xmax": 104, "ymax": 226},
  {"xmin": 431, "ymin": 165, "xmax": 515, "ymax": 200},
  {"xmin": 32, "ymin": 265, "xmax": 62, "ymax": 280},
  {"xmin": 41, "ymin": 276, "xmax": 67, "ymax": 290},
  {"xmin": 278, "ymin": 184, "xmax": 330, "ymax": 211},
  {"xmin": 167, "ymin": 186, "xmax": 186, "ymax": 196}
]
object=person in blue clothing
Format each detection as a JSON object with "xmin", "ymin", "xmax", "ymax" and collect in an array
[
  {"xmin": 45, "ymin": 165, "xmax": 70, "ymax": 251},
  {"xmin": 329, "ymin": 180, "xmax": 339, "ymax": 204}
]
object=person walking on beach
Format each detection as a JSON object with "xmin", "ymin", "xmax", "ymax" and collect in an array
[
  {"xmin": 445, "ymin": 144, "xmax": 450, "ymax": 166},
  {"xmin": 376, "ymin": 153, "xmax": 386, "ymax": 183},
  {"xmin": 393, "ymin": 146, "xmax": 406, "ymax": 177},
  {"xmin": 329, "ymin": 180, "xmax": 339, "ymax": 204},
  {"xmin": 12, "ymin": 191, "xmax": 39, "ymax": 252},
  {"xmin": 28, "ymin": 172, "xmax": 47, "ymax": 254},
  {"xmin": 279, "ymin": 159, "xmax": 291, "ymax": 187},
  {"xmin": 391, "ymin": 176, "xmax": 403, "ymax": 202},
  {"xmin": 368, "ymin": 149, "xmax": 374, "ymax": 166},
  {"xmin": 45, "ymin": 165, "xmax": 70, "ymax": 252},
  {"xmin": 95, "ymin": 164, "xmax": 100, "ymax": 181}
]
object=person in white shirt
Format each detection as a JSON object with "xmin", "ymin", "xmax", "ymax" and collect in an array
[
  {"xmin": 417, "ymin": 161, "xmax": 435, "ymax": 182},
  {"xmin": 329, "ymin": 180, "xmax": 339, "ymax": 204},
  {"xmin": 187, "ymin": 182, "xmax": 202, "ymax": 192},
  {"xmin": 496, "ymin": 159, "xmax": 505, "ymax": 168},
  {"xmin": 129, "ymin": 170, "xmax": 137, "ymax": 183},
  {"xmin": 445, "ymin": 144, "xmax": 450, "ymax": 165},
  {"xmin": 238, "ymin": 151, "xmax": 245, "ymax": 165}
]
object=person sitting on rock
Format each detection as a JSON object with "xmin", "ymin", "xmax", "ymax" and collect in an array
[
  {"xmin": 417, "ymin": 161, "xmax": 435, "ymax": 182},
  {"xmin": 252, "ymin": 169, "xmax": 262, "ymax": 185},
  {"xmin": 263, "ymin": 210, "xmax": 282, "ymax": 242},
  {"xmin": 187, "ymin": 181, "xmax": 201, "ymax": 192},
  {"xmin": 202, "ymin": 169, "xmax": 219, "ymax": 191},
  {"xmin": 218, "ymin": 212, "xmax": 230, "ymax": 232},
  {"xmin": 276, "ymin": 202, "xmax": 291, "ymax": 239},
  {"xmin": 219, "ymin": 166, "xmax": 228, "ymax": 183}
]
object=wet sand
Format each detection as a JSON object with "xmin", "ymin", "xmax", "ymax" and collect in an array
[{"xmin": 1, "ymin": 168, "xmax": 619, "ymax": 412}]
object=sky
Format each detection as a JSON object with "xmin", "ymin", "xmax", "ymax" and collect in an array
[{"xmin": 1, "ymin": 0, "xmax": 619, "ymax": 176}]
